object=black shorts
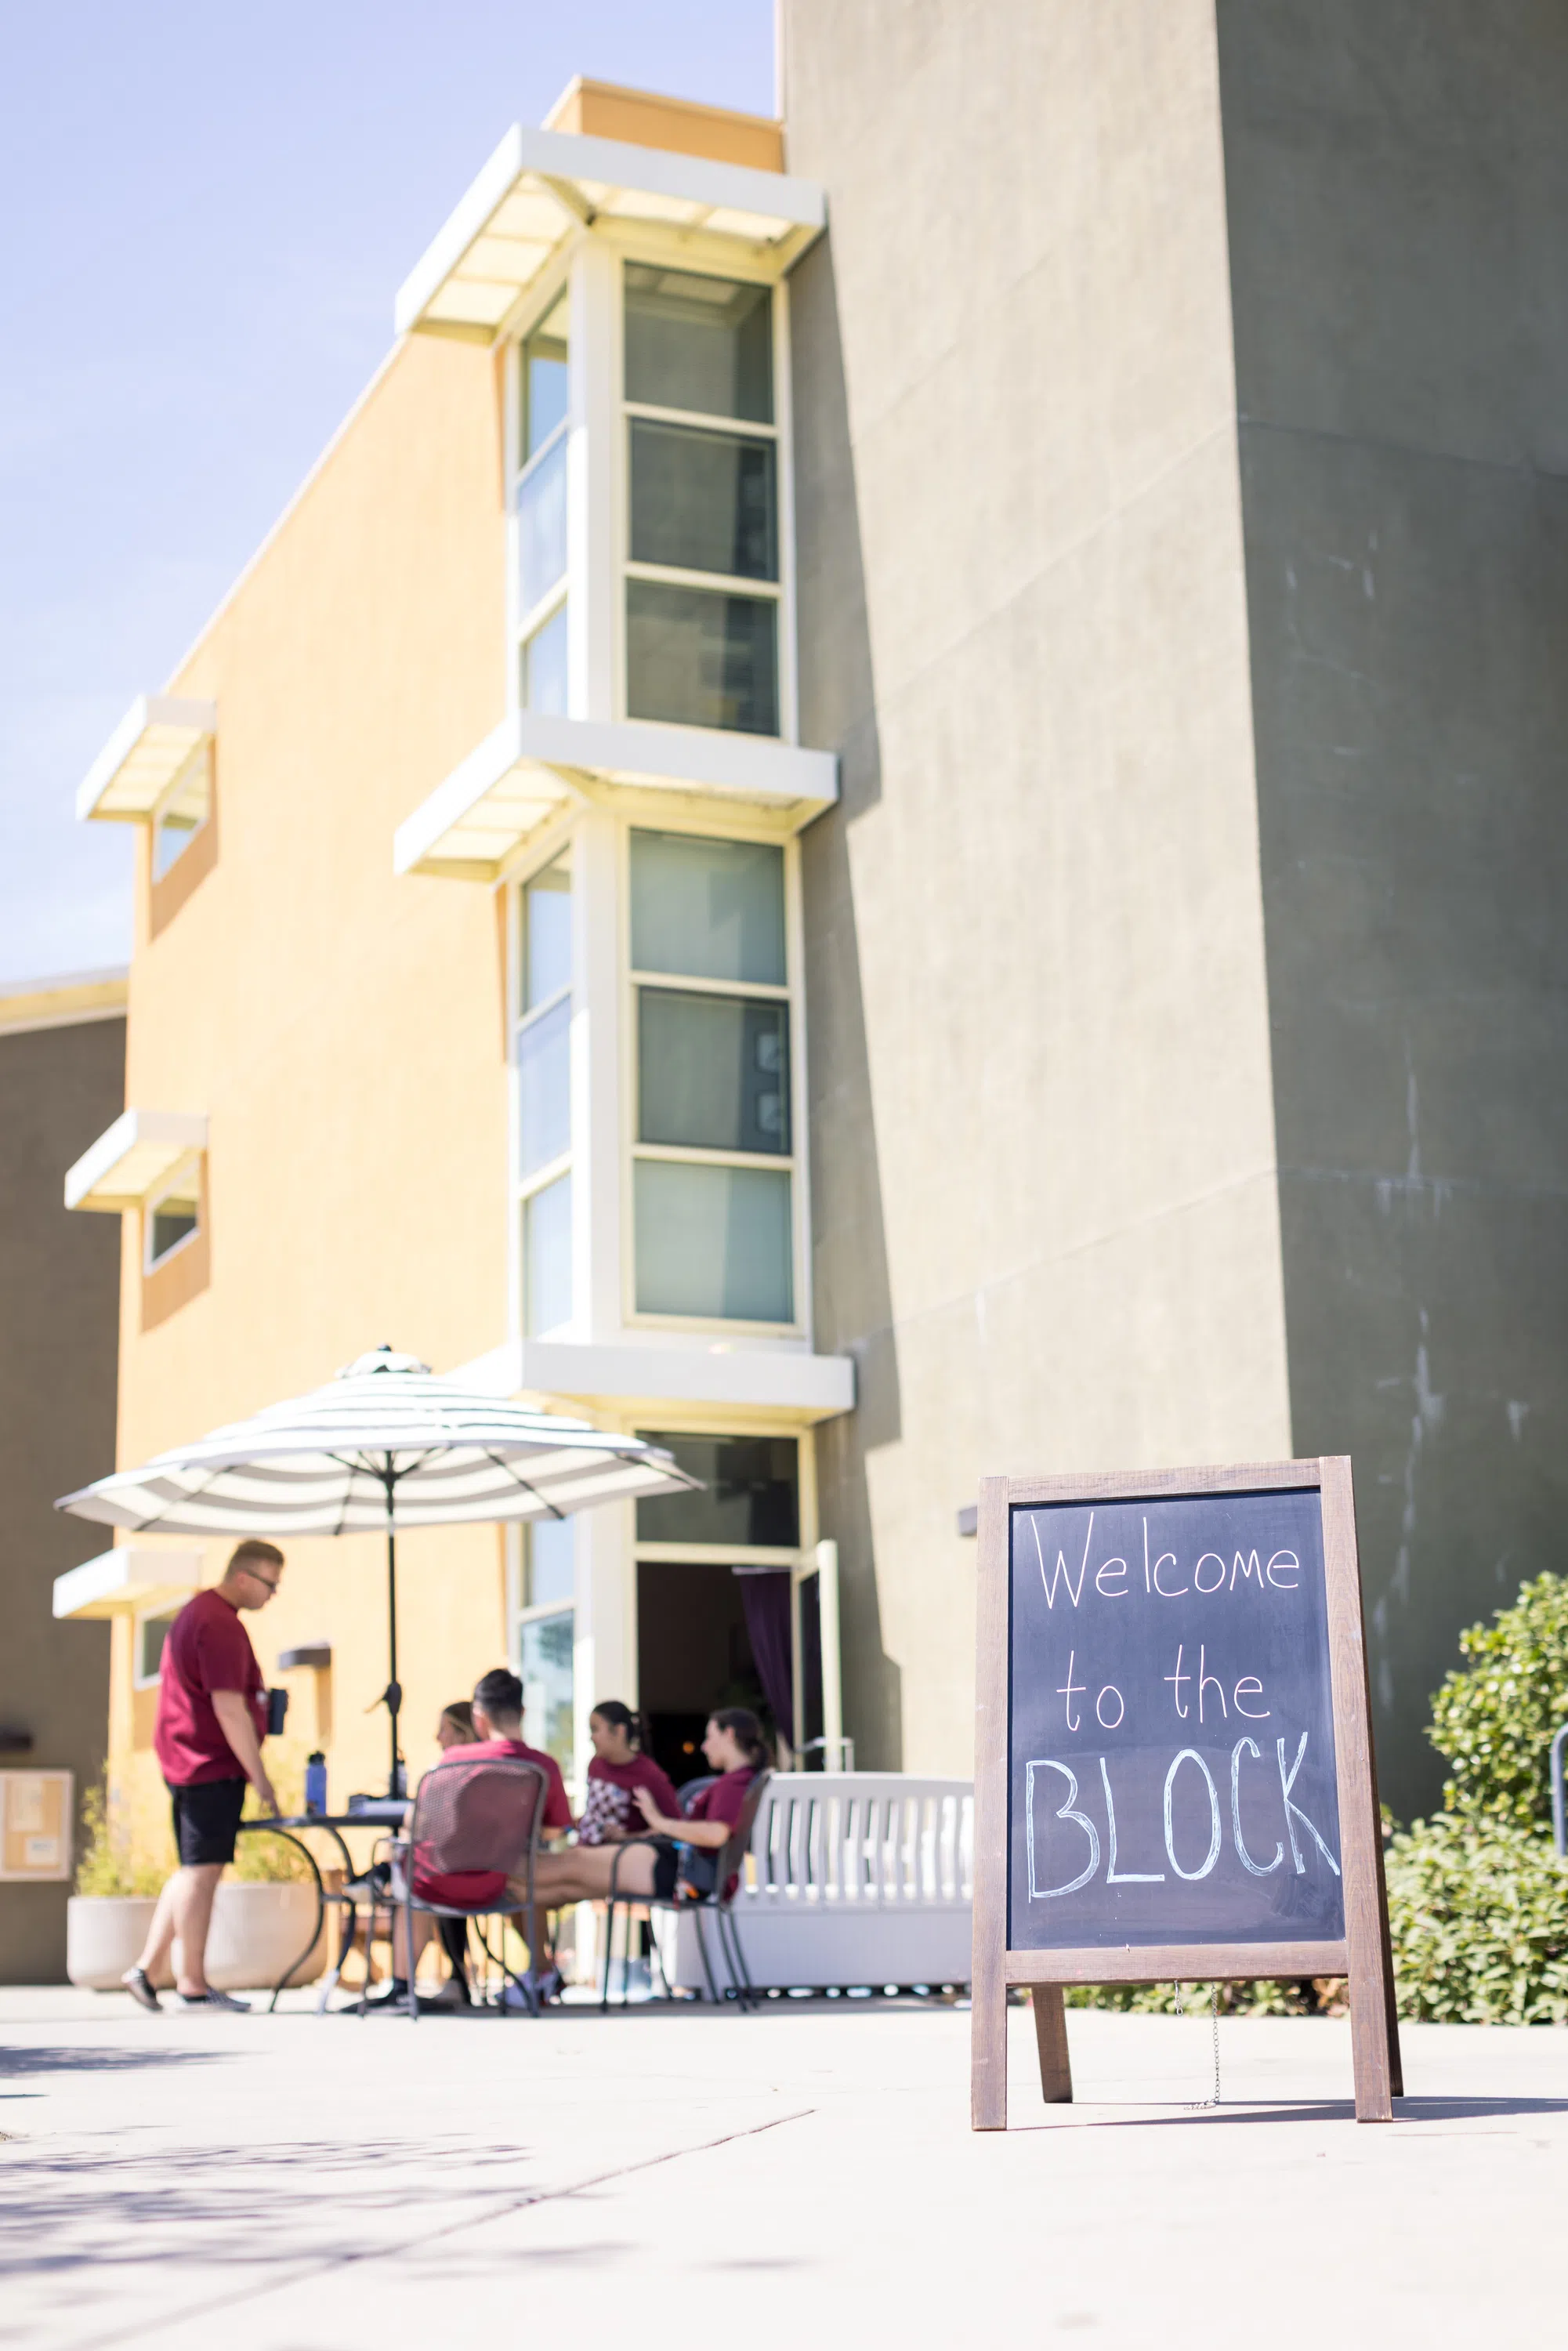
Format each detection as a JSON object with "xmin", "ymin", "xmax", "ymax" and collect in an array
[
  {"xmin": 649, "ymin": 1840, "xmax": 717, "ymax": 1901},
  {"xmin": 168, "ymin": 1777, "xmax": 248, "ymax": 1867},
  {"xmin": 650, "ymin": 1838, "xmax": 680, "ymax": 1900}
]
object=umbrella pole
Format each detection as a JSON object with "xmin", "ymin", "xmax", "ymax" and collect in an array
[{"xmin": 384, "ymin": 1465, "xmax": 403, "ymax": 1796}]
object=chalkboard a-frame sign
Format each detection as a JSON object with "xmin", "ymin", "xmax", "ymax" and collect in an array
[{"xmin": 972, "ymin": 1458, "xmax": 1401, "ymax": 2127}]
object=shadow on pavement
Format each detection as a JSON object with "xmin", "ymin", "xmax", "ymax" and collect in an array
[
  {"xmin": 0, "ymin": 2046, "xmax": 232, "ymax": 2078},
  {"xmin": 1016, "ymin": 2094, "xmax": 1568, "ymax": 2128}
]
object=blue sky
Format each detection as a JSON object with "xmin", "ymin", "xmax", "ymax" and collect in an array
[{"xmin": 0, "ymin": 2, "xmax": 774, "ymax": 985}]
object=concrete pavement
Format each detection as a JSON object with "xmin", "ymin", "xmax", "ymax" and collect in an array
[{"xmin": 2, "ymin": 1986, "xmax": 1563, "ymax": 2348}]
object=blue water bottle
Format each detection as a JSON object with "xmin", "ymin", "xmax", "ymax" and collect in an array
[{"xmin": 304, "ymin": 1751, "xmax": 328, "ymax": 1817}]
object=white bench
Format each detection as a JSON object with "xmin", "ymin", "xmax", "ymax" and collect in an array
[{"xmin": 668, "ymin": 1772, "xmax": 973, "ymax": 1998}]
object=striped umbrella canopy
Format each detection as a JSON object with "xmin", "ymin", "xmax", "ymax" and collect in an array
[{"xmin": 57, "ymin": 1346, "xmax": 698, "ymax": 1788}]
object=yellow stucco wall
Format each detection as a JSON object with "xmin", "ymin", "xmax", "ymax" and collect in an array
[{"xmin": 109, "ymin": 328, "xmax": 520, "ymax": 1843}]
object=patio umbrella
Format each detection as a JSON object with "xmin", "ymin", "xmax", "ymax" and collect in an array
[{"xmin": 56, "ymin": 1346, "xmax": 698, "ymax": 1790}]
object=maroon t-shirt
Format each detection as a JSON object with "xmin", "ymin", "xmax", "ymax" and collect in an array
[
  {"xmin": 578, "ymin": 1753, "xmax": 681, "ymax": 1846},
  {"xmin": 154, "ymin": 1587, "xmax": 266, "ymax": 1788},
  {"xmin": 687, "ymin": 1766, "xmax": 757, "ymax": 1898},
  {"xmin": 413, "ymin": 1737, "xmax": 574, "ymax": 1907}
]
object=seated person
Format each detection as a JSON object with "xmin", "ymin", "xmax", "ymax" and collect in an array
[
  {"xmin": 429, "ymin": 1700, "xmax": 480, "ymax": 2005},
  {"xmin": 380, "ymin": 1668, "xmax": 572, "ymax": 2006},
  {"xmin": 524, "ymin": 1707, "xmax": 768, "ymax": 1914},
  {"xmin": 576, "ymin": 1701, "xmax": 680, "ymax": 1846}
]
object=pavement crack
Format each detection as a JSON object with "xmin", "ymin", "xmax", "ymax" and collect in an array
[{"xmin": 59, "ymin": 2107, "xmax": 815, "ymax": 2350}]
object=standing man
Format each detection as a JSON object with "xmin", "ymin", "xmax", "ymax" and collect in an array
[{"xmin": 122, "ymin": 1541, "xmax": 284, "ymax": 2013}]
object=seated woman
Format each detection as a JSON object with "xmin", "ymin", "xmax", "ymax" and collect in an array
[
  {"xmin": 525, "ymin": 1707, "xmax": 768, "ymax": 1912},
  {"xmin": 575, "ymin": 1701, "xmax": 681, "ymax": 1846},
  {"xmin": 429, "ymin": 1700, "xmax": 480, "ymax": 2005}
]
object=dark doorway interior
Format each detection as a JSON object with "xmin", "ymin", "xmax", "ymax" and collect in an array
[{"xmin": 637, "ymin": 1559, "xmax": 767, "ymax": 1790}]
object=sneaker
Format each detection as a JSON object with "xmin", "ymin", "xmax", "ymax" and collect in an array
[
  {"xmin": 177, "ymin": 1988, "xmax": 251, "ymax": 2012},
  {"xmin": 361, "ymin": 1978, "xmax": 411, "ymax": 2009},
  {"xmin": 425, "ymin": 1976, "xmax": 471, "ymax": 2010},
  {"xmin": 121, "ymin": 1965, "xmax": 161, "ymax": 2014}
]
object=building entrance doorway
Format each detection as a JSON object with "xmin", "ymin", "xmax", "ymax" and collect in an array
[{"xmin": 636, "ymin": 1559, "xmax": 770, "ymax": 1791}]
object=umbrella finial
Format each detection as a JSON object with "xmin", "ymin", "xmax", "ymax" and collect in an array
[{"xmin": 337, "ymin": 1346, "xmax": 431, "ymax": 1379}]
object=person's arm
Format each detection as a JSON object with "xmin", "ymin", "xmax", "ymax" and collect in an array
[
  {"xmin": 631, "ymin": 1784, "xmax": 730, "ymax": 1848},
  {"xmin": 212, "ymin": 1691, "xmax": 279, "ymax": 1816}
]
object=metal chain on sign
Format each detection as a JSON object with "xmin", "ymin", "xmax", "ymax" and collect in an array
[{"xmin": 1175, "ymin": 1981, "xmax": 1222, "ymax": 2110}]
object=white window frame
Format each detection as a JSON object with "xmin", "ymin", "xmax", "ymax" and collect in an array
[
  {"xmin": 619, "ymin": 812, "xmax": 808, "ymax": 1337},
  {"xmin": 614, "ymin": 257, "xmax": 798, "ymax": 746},
  {"xmin": 132, "ymin": 1607, "xmax": 180, "ymax": 1690},
  {"xmin": 143, "ymin": 1155, "xmax": 203, "ymax": 1276},
  {"xmin": 508, "ymin": 264, "xmax": 575, "ymax": 713},
  {"xmin": 512, "ymin": 831, "xmax": 580, "ymax": 1340},
  {"xmin": 150, "ymin": 741, "xmax": 213, "ymax": 881}
]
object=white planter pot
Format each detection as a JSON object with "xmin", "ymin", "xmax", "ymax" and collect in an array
[
  {"xmin": 66, "ymin": 1896, "xmax": 175, "ymax": 1992},
  {"xmin": 195, "ymin": 1882, "xmax": 324, "ymax": 1991}
]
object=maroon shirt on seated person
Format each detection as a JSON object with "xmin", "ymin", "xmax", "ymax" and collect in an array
[
  {"xmin": 413, "ymin": 1737, "xmax": 574, "ymax": 1907},
  {"xmin": 577, "ymin": 1751, "xmax": 680, "ymax": 1846},
  {"xmin": 154, "ymin": 1586, "xmax": 267, "ymax": 1787},
  {"xmin": 686, "ymin": 1765, "xmax": 756, "ymax": 1899}
]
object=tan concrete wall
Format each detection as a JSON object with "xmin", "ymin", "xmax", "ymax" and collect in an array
[
  {"xmin": 0, "ymin": 1009, "xmax": 124, "ymax": 1976},
  {"xmin": 107, "ymin": 330, "xmax": 519, "ymax": 1844},
  {"xmin": 784, "ymin": 1, "xmax": 1292, "ymax": 1771}
]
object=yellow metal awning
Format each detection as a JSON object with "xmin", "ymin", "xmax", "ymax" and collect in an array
[
  {"xmin": 394, "ymin": 709, "xmax": 838, "ymax": 882},
  {"xmin": 53, "ymin": 1548, "xmax": 201, "ymax": 1621},
  {"xmin": 77, "ymin": 697, "xmax": 216, "ymax": 824},
  {"xmin": 63, "ymin": 1108, "xmax": 207, "ymax": 1214},
  {"xmin": 395, "ymin": 123, "xmax": 825, "ymax": 343}
]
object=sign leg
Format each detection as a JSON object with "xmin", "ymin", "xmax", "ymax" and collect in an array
[
  {"xmin": 1031, "ymin": 1984, "xmax": 1073, "ymax": 2103},
  {"xmin": 971, "ymin": 1969, "xmax": 1009, "ymax": 2130}
]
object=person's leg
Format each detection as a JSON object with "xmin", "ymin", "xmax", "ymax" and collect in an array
[
  {"xmin": 523, "ymin": 1842, "xmax": 660, "ymax": 1907},
  {"xmin": 135, "ymin": 1871, "xmax": 182, "ymax": 1980},
  {"xmin": 170, "ymin": 1864, "xmax": 226, "ymax": 1996},
  {"xmin": 389, "ymin": 1907, "xmax": 434, "ymax": 1983},
  {"xmin": 436, "ymin": 1912, "xmax": 470, "ymax": 1992}
]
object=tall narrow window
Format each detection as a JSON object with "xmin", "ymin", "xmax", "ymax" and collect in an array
[
  {"xmin": 516, "ymin": 1518, "xmax": 574, "ymax": 1780},
  {"xmin": 629, "ymin": 829, "xmax": 795, "ymax": 1324},
  {"xmin": 623, "ymin": 266, "xmax": 780, "ymax": 737},
  {"xmin": 145, "ymin": 1164, "xmax": 201, "ymax": 1273},
  {"xmin": 518, "ymin": 849, "xmax": 573, "ymax": 1335},
  {"xmin": 516, "ymin": 290, "xmax": 570, "ymax": 712}
]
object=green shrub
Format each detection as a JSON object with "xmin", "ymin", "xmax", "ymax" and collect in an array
[
  {"xmin": 74, "ymin": 1780, "xmax": 165, "ymax": 1900},
  {"xmin": 1385, "ymin": 1813, "xmax": 1568, "ymax": 2025},
  {"xmin": 1427, "ymin": 1571, "xmax": 1568, "ymax": 1831}
]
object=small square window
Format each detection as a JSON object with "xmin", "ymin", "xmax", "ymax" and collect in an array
[
  {"xmin": 624, "ymin": 266, "xmax": 773, "ymax": 423},
  {"xmin": 146, "ymin": 1170, "xmax": 200, "ymax": 1272},
  {"xmin": 136, "ymin": 1613, "xmax": 179, "ymax": 1687},
  {"xmin": 626, "ymin": 581, "xmax": 777, "ymax": 737}
]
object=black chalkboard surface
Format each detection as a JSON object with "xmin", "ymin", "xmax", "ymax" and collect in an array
[
  {"xmin": 972, "ymin": 1459, "xmax": 1400, "ymax": 2131},
  {"xmin": 1008, "ymin": 1488, "xmax": 1345, "ymax": 1950}
]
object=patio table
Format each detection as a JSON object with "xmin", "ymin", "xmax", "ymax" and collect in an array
[{"xmin": 234, "ymin": 1807, "xmax": 407, "ymax": 2012}]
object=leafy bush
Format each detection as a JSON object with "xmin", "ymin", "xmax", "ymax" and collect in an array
[
  {"xmin": 74, "ymin": 1780, "xmax": 165, "ymax": 1899},
  {"xmin": 1065, "ymin": 1977, "xmax": 1344, "ymax": 2017},
  {"xmin": 1426, "ymin": 1572, "xmax": 1568, "ymax": 1831},
  {"xmin": 1385, "ymin": 1813, "xmax": 1568, "ymax": 2024}
]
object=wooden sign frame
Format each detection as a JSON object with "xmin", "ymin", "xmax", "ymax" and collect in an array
[{"xmin": 971, "ymin": 1457, "xmax": 1401, "ymax": 2127}]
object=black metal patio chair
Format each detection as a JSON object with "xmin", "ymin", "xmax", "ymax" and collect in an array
[
  {"xmin": 375, "ymin": 1752, "xmax": 549, "ymax": 2020},
  {"xmin": 599, "ymin": 1768, "xmax": 773, "ymax": 2012}
]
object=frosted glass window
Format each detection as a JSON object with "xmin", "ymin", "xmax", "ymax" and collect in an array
[
  {"xmin": 639, "ymin": 991, "xmax": 789, "ymax": 1155},
  {"xmin": 147, "ymin": 1176, "xmax": 199, "ymax": 1270},
  {"xmin": 525, "ymin": 1173, "xmax": 572, "ymax": 1335},
  {"xmin": 624, "ymin": 265, "xmax": 773, "ymax": 423},
  {"xmin": 519, "ymin": 434, "xmax": 567, "ymax": 615},
  {"xmin": 523, "ymin": 292, "xmax": 569, "ymax": 461},
  {"xmin": 629, "ymin": 831, "xmax": 784, "ymax": 984},
  {"xmin": 526, "ymin": 1517, "xmax": 576, "ymax": 1608},
  {"xmin": 625, "ymin": 580, "xmax": 777, "ymax": 737},
  {"xmin": 630, "ymin": 422, "xmax": 777, "ymax": 582},
  {"xmin": 520, "ymin": 1608, "xmax": 574, "ymax": 1779},
  {"xmin": 522, "ymin": 601, "xmax": 568, "ymax": 715},
  {"xmin": 634, "ymin": 1161, "xmax": 792, "ymax": 1322},
  {"xmin": 519, "ymin": 996, "xmax": 571, "ymax": 1176},
  {"xmin": 522, "ymin": 854, "xmax": 571, "ymax": 1011}
]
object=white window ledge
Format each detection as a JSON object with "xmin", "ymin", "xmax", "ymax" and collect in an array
[
  {"xmin": 396, "ymin": 122, "xmax": 824, "ymax": 344},
  {"xmin": 452, "ymin": 1337, "xmax": 854, "ymax": 1425},
  {"xmin": 394, "ymin": 708, "xmax": 838, "ymax": 880},
  {"xmin": 53, "ymin": 1549, "xmax": 202, "ymax": 1622},
  {"xmin": 77, "ymin": 697, "xmax": 215, "ymax": 824},
  {"xmin": 64, "ymin": 1108, "xmax": 208, "ymax": 1213}
]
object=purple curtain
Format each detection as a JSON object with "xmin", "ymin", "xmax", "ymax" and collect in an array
[{"xmin": 737, "ymin": 1569, "xmax": 793, "ymax": 1741}]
